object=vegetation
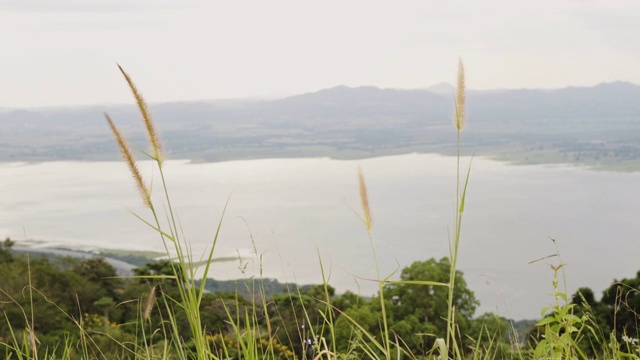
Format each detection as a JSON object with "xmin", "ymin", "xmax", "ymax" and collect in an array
[{"xmin": 2, "ymin": 62, "xmax": 640, "ymax": 359}]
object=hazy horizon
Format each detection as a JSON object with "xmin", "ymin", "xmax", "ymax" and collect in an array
[{"xmin": 1, "ymin": 80, "xmax": 638, "ymax": 111}]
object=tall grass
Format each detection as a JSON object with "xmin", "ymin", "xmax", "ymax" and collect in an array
[
  {"xmin": 23, "ymin": 62, "xmax": 469, "ymax": 359},
  {"xmin": 102, "ymin": 63, "xmax": 473, "ymax": 359},
  {"xmin": 447, "ymin": 57, "xmax": 471, "ymax": 359},
  {"xmin": 106, "ymin": 65, "xmax": 228, "ymax": 359},
  {"xmin": 341, "ymin": 60, "xmax": 469, "ymax": 360}
]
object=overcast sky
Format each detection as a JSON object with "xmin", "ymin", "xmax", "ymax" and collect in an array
[{"xmin": 2, "ymin": 0, "xmax": 639, "ymax": 108}]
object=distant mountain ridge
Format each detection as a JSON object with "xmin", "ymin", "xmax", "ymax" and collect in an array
[{"xmin": 1, "ymin": 82, "xmax": 639, "ymax": 169}]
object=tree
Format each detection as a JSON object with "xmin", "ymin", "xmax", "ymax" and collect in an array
[
  {"xmin": 0, "ymin": 237, "xmax": 14, "ymax": 263},
  {"xmin": 67, "ymin": 257, "xmax": 122, "ymax": 316},
  {"xmin": 385, "ymin": 257, "xmax": 479, "ymax": 353},
  {"xmin": 331, "ymin": 290, "xmax": 364, "ymax": 313},
  {"xmin": 0, "ymin": 256, "xmax": 78, "ymax": 356},
  {"xmin": 333, "ymin": 301, "xmax": 380, "ymax": 354},
  {"xmin": 133, "ymin": 259, "xmax": 180, "ymax": 288},
  {"xmin": 568, "ymin": 287, "xmax": 612, "ymax": 358},
  {"xmin": 601, "ymin": 272, "xmax": 640, "ymax": 339},
  {"xmin": 71, "ymin": 258, "xmax": 121, "ymax": 296},
  {"xmin": 468, "ymin": 313, "xmax": 513, "ymax": 357},
  {"xmin": 266, "ymin": 285, "xmax": 336, "ymax": 358}
]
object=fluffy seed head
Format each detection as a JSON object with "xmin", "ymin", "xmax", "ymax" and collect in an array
[
  {"xmin": 455, "ymin": 58, "xmax": 466, "ymax": 132},
  {"xmin": 358, "ymin": 167, "xmax": 372, "ymax": 231},
  {"xmin": 143, "ymin": 285, "xmax": 157, "ymax": 320},
  {"xmin": 117, "ymin": 64, "xmax": 164, "ymax": 164},
  {"xmin": 106, "ymin": 113, "xmax": 152, "ymax": 208}
]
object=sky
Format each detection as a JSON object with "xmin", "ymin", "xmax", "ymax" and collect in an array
[{"xmin": 1, "ymin": 0, "xmax": 640, "ymax": 108}]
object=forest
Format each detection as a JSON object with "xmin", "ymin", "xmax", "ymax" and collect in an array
[{"xmin": 1, "ymin": 238, "xmax": 638, "ymax": 359}]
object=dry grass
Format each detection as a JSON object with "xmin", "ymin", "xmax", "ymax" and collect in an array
[
  {"xmin": 105, "ymin": 113, "xmax": 152, "ymax": 208},
  {"xmin": 358, "ymin": 167, "xmax": 372, "ymax": 231},
  {"xmin": 117, "ymin": 64, "xmax": 164, "ymax": 164},
  {"xmin": 455, "ymin": 58, "xmax": 465, "ymax": 132}
]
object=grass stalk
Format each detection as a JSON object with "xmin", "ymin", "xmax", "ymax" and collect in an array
[
  {"xmin": 446, "ymin": 57, "xmax": 469, "ymax": 357},
  {"xmin": 107, "ymin": 65, "xmax": 231, "ymax": 359},
  {"xmin": 357, "ymin": 168, "xmax": 393, "ymax": 359},
  {"xmin": 317, "ymin": 250, "xmax": 338, "ymax": 357}
]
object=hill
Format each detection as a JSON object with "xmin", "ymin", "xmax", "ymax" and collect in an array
[{"xmin": 1, "ymin": 82, "xmax": 640, "ymax": 169}]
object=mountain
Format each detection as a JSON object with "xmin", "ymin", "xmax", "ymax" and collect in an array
[
  {"xmin": 425, "ymin": 82, "xmax": 454, "ymax": 95},
  {"xmin": 1, "ymin": 82, "xmax": 639, "ymax": 169},
  {"xmin": 468, "ymin": 81, "xmax": 640, "ymax": 122}
]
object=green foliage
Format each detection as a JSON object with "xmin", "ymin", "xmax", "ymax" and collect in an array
[
  {"xmin": 0, "ymin": 254, "xmax": 127, "ymax": 357},
  {"xmin": 0, "ymin": 251, "xmax": 292, "ymax": 358},
  {"xmin": 601, "ymin": 271, "xmax": 640, "ymax": 340},
  {"xmin": 384, "ymin": 257, "xmax": 479, "ymax": 354},
  {"xmin": 265, "ymin": 285, "xmax": 336, "ymax": 358},
  {"xmin": 529, "ymin": 263, "xmax": 586, "ymax": 359},
  {"xmin": 467, "ymin": 312, "xmax": 514, "ymax": 358},
  {"xmin": 0, "ymin": 237, "xmax": 15, "ymax": 263},
  {"xmin": 195, "ymin": 277, "xmax": 313, "ymax": 304}
]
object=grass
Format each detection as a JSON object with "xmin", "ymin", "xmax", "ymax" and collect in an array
[{"xmin": 3, "ymin": 62, "xmax": 640, "ymax": 359}]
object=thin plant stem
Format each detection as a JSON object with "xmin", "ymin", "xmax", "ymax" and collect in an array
[{"xmin": 447, "ymin": 58, "xmax": 466, "ymax": 357}]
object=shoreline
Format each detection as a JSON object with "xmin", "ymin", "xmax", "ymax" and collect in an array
[
  {"xmin": 0, "ymin": 149, "xmax": 637, "ymax": 172},
  {"xmin": 12, "ymin": 246, "xmax": 138, "ymax": 276}
]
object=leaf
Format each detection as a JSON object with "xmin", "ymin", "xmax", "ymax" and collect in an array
[
  {"xmin": 540, "ymin": 306, "xmax": 552, "ymax": 317},
  {"xmin": 564, "ymin": 314, "xmax": 582, "ymax": 324},
  {"xmin": 386, "ymin": 280, "xmax": 449, "ymax": 287},
  {"xmin": 435, "ymin": 338, "xmax": 447, "ymax": 359},
  {"xmin": 556, "ymin": 291, "xmax": 568, "ymax": 302},
  {"xmin": 459, "ymin": 160, "xmax": 473, "ymax": 213},
  {"xmin": 566, "ymin": 325, "xmax": 580, "ymax": 333},
  {"xmin": 536, "ymin": 316, "xmax": 556, "ymax": 327}
]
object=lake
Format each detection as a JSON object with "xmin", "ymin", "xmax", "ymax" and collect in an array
[{"xmin": 1, "ymin": 153, "xmax": 639, "ymax": 320}]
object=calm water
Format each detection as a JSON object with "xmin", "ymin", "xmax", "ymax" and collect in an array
[{"xmin": 1, "ymin": 154, "xmax": 639, "ymax": 320}]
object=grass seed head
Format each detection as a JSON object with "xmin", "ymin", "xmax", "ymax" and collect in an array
[
  {"xmin": 455, "ymin": 58, "xmax": 466, "ymax": 132},
  {"xmin": 143, "ymin": 285, "xmax": 157, "ymax": 320},
  {"xmin": 105, "ymin": 113, "xmax": 152, "ymax": 208},
  {"xmin": 117, "ymin": 64, "xmax": 164, "ymax": 164},
  {"xmin": 358, "ymin": 167, "xmax": 373, "ymax": 231}
]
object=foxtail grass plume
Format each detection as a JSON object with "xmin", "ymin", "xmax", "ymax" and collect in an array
[
  {"xmin": 455, "ymin": 58, "xmax": 465, "ymax": 132},
  {"xmin": 105, "ymin": 113, "xmax": 152, "ymax": 208},
  {"xmin": 358, "ymin": 167, "xmax": 372, "ymax": 231},
  {"xmin": 143, "ymin": 285, "xmax": 157, "ymax": 320},
  {"xmin": 117, "ymin": 64, "xmax": 164, "ymax": 164}
]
